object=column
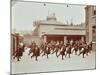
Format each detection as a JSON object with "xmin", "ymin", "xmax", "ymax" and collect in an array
[
  {"xmin": 44, "ymin": 35, "xmax": 47, "ymax": 42},
  {"xmin": 81, "ymin": 36, "xmax": 84, "ymax": 42},
  {"xmin": 64, "ymin": 36, "xmax": 67, "ymax": 44}
]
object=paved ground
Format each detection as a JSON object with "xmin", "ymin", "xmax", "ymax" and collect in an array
[{"xmin": 12, "ymin": 49, "xmax": 96, "ymax": 74}]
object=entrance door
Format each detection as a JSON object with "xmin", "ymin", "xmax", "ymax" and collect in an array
[
  {"xmin": 47, "ymin": 35, "xmax": 64, "ymax": 43},
  {"xmin": 67, "ymin": 35, "xmax": 81, "ymax": 41}
]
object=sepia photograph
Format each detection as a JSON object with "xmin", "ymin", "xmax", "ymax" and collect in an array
[{"xmin": 11, "ymin": 0, "xmax": 96, "ymax": 74}]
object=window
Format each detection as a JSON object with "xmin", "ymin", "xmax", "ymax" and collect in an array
[{"xmin": 93, "ymin": 10, "xmax": 96, "ymax": 15}]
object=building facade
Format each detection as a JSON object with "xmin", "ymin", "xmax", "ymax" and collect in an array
[
  {"xmin": 33, "ymin": 13, "xmax": 86, "ymax": 44},
  {"xmin": 11, "ymin": 33, "xmax": 20, "ymax": 56},
  {"xmin": 85, "ymin": 5, "xmax": 96, "ymax": 50},
  {"xmin": 11, "ymin": 33, "xmax": 24, "ymax": 55}
]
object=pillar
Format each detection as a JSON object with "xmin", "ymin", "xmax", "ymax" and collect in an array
[
  {"xmin": 44, "ymin": 35, "xmax": 47, "ymax": 42},
  {"xmin": 64, "ymin": 36, "xmax": 67, "ymax": 44},
  {"xmin": 81, "ymin": 36, "xmax": 84, "ymax": 42}
]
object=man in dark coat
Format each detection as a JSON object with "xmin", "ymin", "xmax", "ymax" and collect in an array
[
  {"xmin": 34, "ymin": 45, "xmax": 40, "ymax": 61},
  {"xmin": 65, "ymin": 45, "xmax": 72, "ymax": 58},
  {"xmin": 57, "ymin": 45, "xmax": 66, "ymax": 60}
]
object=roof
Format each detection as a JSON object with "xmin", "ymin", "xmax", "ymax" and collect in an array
[
  {"xmin": 33, "ymin": 13, "xmax": 66, "ymax": 26},
  {"xmin": 36, "ymin": 20, "xmax": 65, "ymax": 25}
]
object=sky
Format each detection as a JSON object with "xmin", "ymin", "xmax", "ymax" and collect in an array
[{"xmin": 12, "ymin": 1, "xmax": 86, "ymax": 32}]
